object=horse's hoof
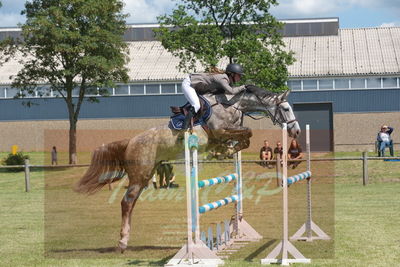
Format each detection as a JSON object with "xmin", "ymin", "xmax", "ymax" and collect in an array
[{"xmin": 118, "ymin": 241, "xmax": 127, "ymax": 253}]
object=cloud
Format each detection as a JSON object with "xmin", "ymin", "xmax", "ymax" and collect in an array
[
  {"xmin": 380, "ymin": 21, "xmax": 400, "ymax": 27},
  {"xmin": 123, "ymin": 0, "xmax": 177, "ymax": 24},
  {"xmin": 0, "ymin": 0, "xmax": 177, "ymax": 26},
  {"xmin": 271, "ymin": 0, "xmax": 400, "ymax": 18},
  {"xmin": 348, "ymin": 0, "xmax": 400, "ymax": 10},
  {"xmin": 0, "ymin": 0, "xmax": 26, "ymax": 27},
  {"xmin": 271, "ymin": 0, "xmax": 343, "ymax": 18}
]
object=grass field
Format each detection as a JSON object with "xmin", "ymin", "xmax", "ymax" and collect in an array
[{"xmin": 1, "ymin": 151, "xmax": 399, "ymax": 267}]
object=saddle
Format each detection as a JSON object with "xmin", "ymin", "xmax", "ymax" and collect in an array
[{"xmin": 168, "ymin": 95, "xmax": 212, "ymax": 130}]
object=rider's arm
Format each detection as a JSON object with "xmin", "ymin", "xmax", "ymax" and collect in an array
[{"xmin": 218, "ymin": 75, "xmax": 246, "ymax": 95}]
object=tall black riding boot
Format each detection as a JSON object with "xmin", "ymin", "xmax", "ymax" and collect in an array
[{"xmin": 182, "ymin": 106, "xmax": 196, "ymax": 130}]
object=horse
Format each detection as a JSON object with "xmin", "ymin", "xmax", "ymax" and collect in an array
[{"xmin": 74, "ymin": 86, "xmax": 300, "ymax": 252}]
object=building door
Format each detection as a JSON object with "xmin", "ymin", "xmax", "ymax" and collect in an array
[{"xmin": 293, "ymin": 103, "xmax": 333, "ymax": 152}]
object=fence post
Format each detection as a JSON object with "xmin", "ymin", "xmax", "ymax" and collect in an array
[
  {"xmin": 362, "ymin": 152, "xmax": 368, "ymax": 186},
  {"xmin": 24, "ymin": 159, "xmax": 30, "ymax": 192}
]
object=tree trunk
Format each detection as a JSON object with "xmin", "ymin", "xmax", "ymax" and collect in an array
[{"xmin": 69, "ymin": 121, "xmax": 77, "ymax": 164}]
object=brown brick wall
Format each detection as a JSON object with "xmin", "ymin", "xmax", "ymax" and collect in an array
[
  {"xmin": 333, "ymin": 112, "xmax": 400, "ymax": 152},
  {"xmin": 0, "ymin": 112, "xmax": 399, "ymax": 153}
]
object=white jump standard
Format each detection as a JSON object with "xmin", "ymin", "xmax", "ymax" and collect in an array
[
  {"xmin": 261, "ymin": 124, "xmax": 330, "ymax": 265},
  {"xmin": 166, "ymin": 132, "xmax": 262, "ymax": 267}
]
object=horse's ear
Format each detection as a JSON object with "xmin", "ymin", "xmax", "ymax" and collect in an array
[{"xmin": 278, "ymin": 90, "xmax": 290, "ymax": 101}]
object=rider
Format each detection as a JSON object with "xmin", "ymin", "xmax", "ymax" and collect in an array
[{"xmin": 181, "ymin": 63, "xmax": 246, "ymax": 130}]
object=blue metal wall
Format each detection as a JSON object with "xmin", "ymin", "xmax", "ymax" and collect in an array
[
  {"xmin": 0, "ymin": 94, "xmax": 185, "ymax": 121},
  {"xmin": 289, "ymin": 88, "xmax": 400, "ymax": 113},
  {"xmin": 0, "ymin": 89, "xmax": 399, "ymax": 121}
]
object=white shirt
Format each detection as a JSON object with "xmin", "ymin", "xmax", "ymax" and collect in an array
[{"xmin": 379, "ymin": 132, "xmax": 390, "ymax": 142}]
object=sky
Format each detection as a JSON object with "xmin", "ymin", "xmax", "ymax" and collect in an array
[{"xmin": 0, "ymin": 0, "xmax": 399, "ymax": 29}]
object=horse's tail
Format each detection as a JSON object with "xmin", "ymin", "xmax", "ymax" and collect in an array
[{"xmin": 74, "ymin": 139, "xmax": 130, "ymax": 195}]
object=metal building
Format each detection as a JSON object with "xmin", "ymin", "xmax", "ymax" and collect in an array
[{"xmin": 0, "ymin": 18, "xmax": 399, "ymax": 152}]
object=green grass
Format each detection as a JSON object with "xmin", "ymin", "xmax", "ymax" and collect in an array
[{"xmin": 0, "ymin": 152, "xmax": 399, "ymax": 266}]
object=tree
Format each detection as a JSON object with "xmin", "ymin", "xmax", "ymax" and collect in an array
[
  {"xmin": 11, "ymin": 0, "xmax": 129, "ymax": 164},
  {"xmin": 156, "ymin": 0, "xmax": 294, "ymax": 91}
]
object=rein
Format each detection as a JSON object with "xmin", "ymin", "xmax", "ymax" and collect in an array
[{"xmin": 255, "ymin": 94, "xmax": 298, "ymax": 126}]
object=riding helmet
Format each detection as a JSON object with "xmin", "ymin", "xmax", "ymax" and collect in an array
[{"xmin": 226, "ymin": 63, "xmax": 244, "ymax": 76}]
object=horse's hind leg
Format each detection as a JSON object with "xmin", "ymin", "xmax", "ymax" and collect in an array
[{"xmin": 118, "ymin": 182, "xmax": 143, "ymax": 252}]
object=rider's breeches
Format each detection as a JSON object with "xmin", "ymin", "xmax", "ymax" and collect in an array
[{"xmin": 182, "ymin": 76, "xmax": 200, "ymax": 113}]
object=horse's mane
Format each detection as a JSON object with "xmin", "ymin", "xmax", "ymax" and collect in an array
[
  {"xmin": 245, "ymin": 84, "xmax": 277, "ymax": 99},
  {"xmin": 206, "ymin": 84, "xmax": 277, "ymax": 107}
]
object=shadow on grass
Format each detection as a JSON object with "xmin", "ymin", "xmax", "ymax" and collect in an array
[
  {"xmin": 51, "ymin": 245, "xmax": 181, "ymax": 254},
  {"xmin": 127, "ymin": 253, "xmax": 176, "ymax": 266},
  {"xmin": 244, "ymin": 239, "xmax": 276, "ymax": 261}
]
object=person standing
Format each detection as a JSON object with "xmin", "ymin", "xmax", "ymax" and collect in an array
[{"xmin": 51, "ymin": 146, "xmax": 58, "ymax": 165}]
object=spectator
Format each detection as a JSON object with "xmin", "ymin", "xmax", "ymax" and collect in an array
[
  {"xmin": 260, "ymin": 140, "xmax": 273, "ymax": 168},
  {"xmin": 377, "ymin": 125, "xmax": 394, "ymax": 157},
  {"xmin": 51, "ymin": 146, "xmax": 58, "ymax": 165},
  {"xmin": 156, "ymin": 163, "xmax": 178, "ymax": 188},
  {"xmin": 274, "ymin": 141, "xmax": 283, "ymax": 166},
  {"xmin": 288, "ymin": 139, "xmax": 303, "ymax": 169}
]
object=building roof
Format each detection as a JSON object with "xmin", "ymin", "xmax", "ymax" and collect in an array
[
  {"xmin": 286, "ymin": 27, "xmax": 400, "ymax": 77},
  {"xmin": 125, "ymin": 27, "xmax": 400, "ymax": 81},
  {"xmin": 0, "ymin": 26, "xmax": 400, "ymax": 85}
]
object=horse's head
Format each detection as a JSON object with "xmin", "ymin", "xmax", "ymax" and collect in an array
[
  {"xmin": 209, "ymin": 85, "xmax": 301, "ymax": 138},
  {"xmin": 268, "ymin": 90, "xmax": 301, "ymax": 138}
]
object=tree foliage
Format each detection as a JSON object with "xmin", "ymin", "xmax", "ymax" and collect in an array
[
  {"xmin": 156, "ymin": 0, "xmax": 294, "ymax": 91},
  {"xmin": 11, "ymin": 0, "xmax": 129, "ymax": 163}
]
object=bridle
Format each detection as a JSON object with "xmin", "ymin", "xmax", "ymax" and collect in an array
[
  {"xmin": 248, "ymin": 91, "xmax": 298, "ymax": 127},
  {"xmin": 268, "ymin": 100, "xmax": 298, "ymax": 126},
  {"xmin": 213, "ymin": 90, "xmax": 298, "ymax": 127}
]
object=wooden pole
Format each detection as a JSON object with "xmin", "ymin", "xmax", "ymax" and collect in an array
[
  {"xmin": 24, "ymin": 159, "xmax": 30, "ymax": 192},
  {"xmin": 362, "ymin": 152, "xmax": 368, "ymax": 186}
]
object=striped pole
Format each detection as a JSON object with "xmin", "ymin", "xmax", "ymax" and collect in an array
[
  {"xmin": 287, "ymin": 171, "xmax": 312, "ymax": 185},
  {"xmin": 199, "ymin": 195, "xmax": 239, "ymax": 214},
  {"xmin": 198, "ymin": 173, "xmax": 237, "ymax": 188}
]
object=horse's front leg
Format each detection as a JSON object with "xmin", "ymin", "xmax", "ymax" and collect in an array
[
  {"xmin": 209, "ymin": 126, "xmax": 252, "ymax": 152},
  {"xmin": 224, "ymin": 126, "xmax": 252, "ymax": 152},
  {"xmin": 119, "ymin": 182, "xmax": 143, "ymax": 252}
]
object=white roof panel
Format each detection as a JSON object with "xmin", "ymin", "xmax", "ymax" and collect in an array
[
  {"xmin": 315, "ymin": 36, "xmax": 329, "ymax": 75},
  {"xmin": 301, "ymin": 37, "xmax": 316, "ymax": 76},
  {"xmin": 352, "ymin": 29, "xmax": 370, "ymax": 74},
  {"xmin": 287, "ymin": 37, "xmax": 304, "ymax": 76},
  {"xmin": 340, "ymin": 29, "xmax": 357, "ymax": 75},
  {"xmin": 389, "ymin": 27, "xmax": 400, "ymax": 73},
  {"xmin": 365, "ymin": 29, "xmax": 384, "ymax": 74},
  {"xmin": 327, "ymin": 35, "xmax": 342, "ymax": 75},
  {"xmin": 1, "ymin": 27, "xmax": 400, "ymax": 84}
]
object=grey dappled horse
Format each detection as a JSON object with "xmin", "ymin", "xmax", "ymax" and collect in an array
[{"xmin": 74, "ymin": 86, "xmax": 300, "ymax": 251}]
